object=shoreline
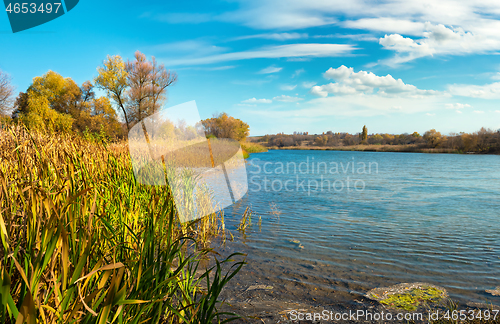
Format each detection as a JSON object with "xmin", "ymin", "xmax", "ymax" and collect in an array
[
  {"xmin": 251, "ymin": 144, "xmax": 500, "ymax": 155},
  {"xmin": 217, "ymin": 238, "xmax": 500, "ymax": 324}
]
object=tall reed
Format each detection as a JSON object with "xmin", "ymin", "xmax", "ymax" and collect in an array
[{"xmin": 0, "ymin": 125, "xmax": 243, "ymax": 323}]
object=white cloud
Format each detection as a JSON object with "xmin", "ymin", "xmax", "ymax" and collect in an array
[
  {"xmin": 445, "ymin": 103, "xmax": 471, "ymax": 109},
  {"xmin": 344, "ymin": 18, "xmax": 426, "ymax": 36},
  {"xmin": 323, "ymin": 65, "xmax": 353, "ymax": 80},
  {"xmin": 207, "ymin": 65, "xmax": 236, "ymax": 71},
  {"xmin": 303, "ymin": 65, "xmax": 449, "ymax": 117},
  {"xmin": 166, "ymin": 43, "xmax": 355, "ymax": 65},
  {"xmin": 258, "ymin": 65, "xmax": 282, "ymax": 74},
  {"xmin": 292, "ymin": 68, "xmax": 305, "ymax": 78},
  {"xmin": 473, "ymin": 110, "xmax": 485, "ymax": 114},
  {"xmin": 232, "ymin": 33, "xmax": 308, "ymax": 41},
  {"xmin": 310, "ymin": 86, "xmax": 328, "ymax": 97},
  {"xmin": 212, "ymin": 0, "xmax": 500, "ymax": 38},
  {"xmin": 152, "ymin": 40, "xmax": 228, "ymax": 56},
  {"xmin": 302, "ymin": 81, "xmax": 317, "ymax": 88},
  {"xmin": 157, "ymin": 1, "xmax": 500, "ymax": 64},
  {"xmin": 448, "ymin": 82, "xmax": 500, "ymax": 99},
  {"xmin": 378, "ymin": 22, "xmax": 500, "ymax": 65},
  {"xmin": 456, "ymin": 110, "xmax": 463, "ymax": 114},
  {"xmin": 242, "ymin": 98, "xmax": 272, "ymax": 104},
  {"xmin": 311, "ymin": 84, "xmax": 357, "ymax": 97},
  {"xmin": 218, "ymin": 3, "xmax": 337, "ymax": 29},
  {"xmin": 273, "ymin": 95, "xmax": 304, "ymax": 102},
  {"xmin": 496, "ymin": 110, "xmax": 500, "ymax": 113},
  {"xmin": 313, "ymin": 33, "xmax": 379, "ymax": 41},
  {"xmin": 378, "ymin": 34, "xmax": 433, "ymax": 64},
  {"xmin": 313, "ymin": 65, "xmax": 443, "ymax": 97},
  {"xmin": 280, "ymin": 84, "xmax": 297, "ymax": 91}
]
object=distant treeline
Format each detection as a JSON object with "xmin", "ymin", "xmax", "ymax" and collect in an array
[{"xmin": 253, "ymin": 128, "xmax": 500, "ymax": 154}]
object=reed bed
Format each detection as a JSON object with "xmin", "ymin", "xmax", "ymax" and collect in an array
[
  {"xmin": 0, "ymin": 125, "xmax": 244, "ymax": 324},
  {"xmin": 240, "ymin": 142, "xmax": 268, "ymax": 155}
]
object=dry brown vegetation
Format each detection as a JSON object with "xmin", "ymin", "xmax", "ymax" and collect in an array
[{"xmin": 0, "ymin": 125, "xmax": 244, "ymax": 323}]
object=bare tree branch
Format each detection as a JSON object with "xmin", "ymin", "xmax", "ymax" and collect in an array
[{"xmin": 0, "ymin": 70, "xmax": 15, "ymax": 115}]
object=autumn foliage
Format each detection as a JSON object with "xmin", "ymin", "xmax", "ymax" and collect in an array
[
  {"xmin": 201, "ymin": 112, "xmax": 250, "ymax": 141},
  {"xmin": 258, "ymin": 127, "xmax": 500, "ymax": 153}
]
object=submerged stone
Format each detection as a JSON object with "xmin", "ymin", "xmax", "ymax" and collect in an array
[
  {"xmin": 366, "ymin": 282, "xmax": 448, "ymax": 311},
  {"xmin": 486, "ymin": 287, "xmax": 500, "ymax": 296}
]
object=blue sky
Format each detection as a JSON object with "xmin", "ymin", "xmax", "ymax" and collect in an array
[{"xmin": 1, "ymin": 0, "xmax": 500, "ymax": 136}]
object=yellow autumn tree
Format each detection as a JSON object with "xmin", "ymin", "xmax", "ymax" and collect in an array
[
  {"xmin": 16, "ymin": 71, "xmax": 75, "ymax": 132},
  {"xmin": 201, "ymin": 112, "xmax": 250, "ymax": 141},
  {"xmin": 14, "ymin": 71, "xmax": 123, "ymax": 137},
  {"xmin": 95, "ymin": 52, "xmax": 177, "ymax": 132},
  {"xmin": 94, "ymin": 55, "xmax": 130, "ymax": 130}
]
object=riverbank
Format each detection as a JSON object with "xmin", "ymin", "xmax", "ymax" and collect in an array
[
  {"xmin": 264, "ymin": 144, "xmax": 487, "ymax": 154},
  {"xmin": 217, "ymin": 237, "xmax": 500, "ymax": 324},
  {"xmin": 241, "ymin": 141, "xmax": 269, "ymax": 158}
]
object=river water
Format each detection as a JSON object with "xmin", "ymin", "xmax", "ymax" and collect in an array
[{"xmin": 221, "ymin": 150, "xmax": 500, "ymax": 307}]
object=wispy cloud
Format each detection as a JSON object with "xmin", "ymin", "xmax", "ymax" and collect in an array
[
  {"xmin": 292, "ymin": 68, "xmax": 305, "ymax": 78},
  {"xmin": 166, "ymin": 43, "xmax": 355, "ymax": 66},
  {"xmin": 151, "ymin": 40, "xmax": 228, "ymax": 55},
  {"xmin": 312, "ymin": 33, "xmax": 377, "ymax": 41},
  {"xmin": 151, "ymin": 1, "xmax": 500, "ymax": 65},
  {"xmin": 258, "ymin": 65, "xmax": 282, "ymax": 74},
  {"xmin": 280, "ymin": 84, "xmax": 297, "ymax": 91},
  {"xmin": 302, "ymin": 81, "xmax": 317, "ymax": 88},
  {"xmin": 343, "ymin": 18, "xmax": 426, "ymax": 36},
  {"xmin": 445, "ymin": 103, "xmax": 471, "ymax": 109},
  {"xmin": 205, "ymin": 65, "xmax": 237, "ymax": 71},
  {"xmin": 197, "ymin": 0, "xmax": 500, "ymax": 66},
  {"xmin": 273, "ymin": 95, "xmax": 303, "ymax": 102},
  {"xmin": 448, "ymin": 82, "xmax": 500, "ymax": 99},
  {"xmin": 218, "ymin": 4, "xmax": 337, "ymax": 29},
  {"xmin": 242, "ymin": 98, "xmax": 272, "ymax": 104},
  {"xmin": 231, "ymin": 33, "xmax": 308, "ymax": 41}
]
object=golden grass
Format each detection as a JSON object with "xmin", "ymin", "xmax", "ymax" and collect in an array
[{"xmin": 0, "ymin": 125, "xmax": 244, "ymax": 323}]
